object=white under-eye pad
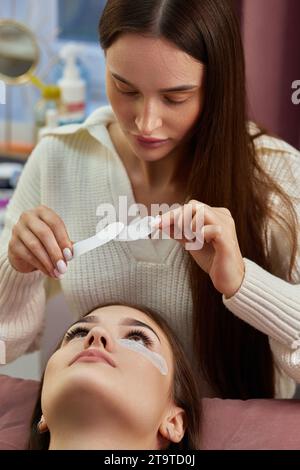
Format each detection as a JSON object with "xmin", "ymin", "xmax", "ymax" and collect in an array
[
  {"xmin": 117, "ymin": 338, "xmax": 168, "ymax": 375},
  {"xmin": 118, "ymin": 215, "xmax": 161, "ymax": 241},
  {"xmin": 73, "ymin": 222, "xmax": 125, "ymax": 258}
]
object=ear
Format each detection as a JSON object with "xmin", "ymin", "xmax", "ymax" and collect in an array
[
  {"xmin": 37, "ymin": 415, "xmax": 49, "ymax": 434},
  {"xmin": 158, "ymin": 406, "xmax": 186, "ymax": 446}
]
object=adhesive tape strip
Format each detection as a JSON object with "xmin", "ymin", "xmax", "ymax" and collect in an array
[
  {"xmin": 118, "ymin": 215, "xmax": 160, "ymax": 241},
  {"xmin": 72, "ymin": 215, "xmax": 161, "ymax": 258},
  {"xmin": 73, "ymin": 221, "xmax": 125, "ymax": 258}
]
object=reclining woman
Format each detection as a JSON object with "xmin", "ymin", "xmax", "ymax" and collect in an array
[{"xmin": 28, "ymin": 303, "xmax": 201, "ymax": 450}]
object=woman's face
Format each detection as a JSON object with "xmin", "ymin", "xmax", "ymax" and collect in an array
[
  {"xmin": 42, "ymin": 305, "xmax": 177, "ymax": 438},
  {"xmin": 105, "ymin": 33, "xmax": 205, "ymax": 162}
]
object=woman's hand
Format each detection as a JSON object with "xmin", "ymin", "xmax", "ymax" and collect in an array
[
  {"xmin": 8, "ymin": 205, "xmax": 73, "ymax": 279},
  {"xmin": 157, "ymin": 200, "xmax": 245, "ymax": 298}
]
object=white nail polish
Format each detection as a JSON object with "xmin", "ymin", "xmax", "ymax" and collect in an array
[
  {"xmin": 153, "ymin": 215, "xmax": 161, "ymax": 227},
  {"xmin": 63, "ymin": 248, "xmax": 73, "ymax": 261},
  {"xmin": 54, "ymin": 268, "xmax": 64, "ymax": 280},
  {"xmin": 56, "ymin": 259, "xmax": 67, "ymax": 274}
]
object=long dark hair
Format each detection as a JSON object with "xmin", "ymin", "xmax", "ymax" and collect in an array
[
  {"xmin": 28, "ymin": 303, "xmax": 202, "ymax": 450},
  {"xmin": 99, "ymin": 0, "xmax": 299, "ymax": 398}
]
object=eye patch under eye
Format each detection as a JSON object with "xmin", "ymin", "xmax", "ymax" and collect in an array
[{"xmin": 117, "ymin": 338, "xmax": 168, "ymax": 375}]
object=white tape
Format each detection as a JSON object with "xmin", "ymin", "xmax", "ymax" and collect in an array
[
  {"xmin": 72, "ymin": 216, "xmax": 160, "ymax": 259},
  {"xmin": 73, "ymin": 222, "xmax": 125, "ymax": 258},
  {"xmin": 117, "ymin": 338, "xmax": 168, "ymax": 375},
  {"xmin": 118, "ymin": 215, "xmax": 160, "ymax": 241}
]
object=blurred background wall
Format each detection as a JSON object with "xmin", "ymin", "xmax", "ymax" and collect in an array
[{"xmin": 238, "ymin": 0, "xmax": 300, "ymax": 148}]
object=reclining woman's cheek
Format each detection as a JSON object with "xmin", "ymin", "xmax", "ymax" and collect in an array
[{"xmin": 117, "ymin": 339, "xmax": 168, "ymax": 375}]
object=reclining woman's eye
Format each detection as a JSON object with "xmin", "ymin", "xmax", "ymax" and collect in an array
[
  {"xmin": 125, "ymin": 329, "xmax": 154, "ymax": 348},
  {"xmin": 65, "ymin": 326, "xmax": 90, "ymax": 341}
]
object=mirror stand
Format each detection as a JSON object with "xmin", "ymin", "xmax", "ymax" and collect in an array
[{"xmin": 0, "ymin": 19, "xmax": 40, "ymax": 161}]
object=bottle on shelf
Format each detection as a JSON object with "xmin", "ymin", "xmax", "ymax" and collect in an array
[
  {"xmin": 34, "ymin": 85, "xmax": 61, "ymax": 143},
  {"xmin": 38, "ymin": 108, "xmax": 59, "ymax": 142},
  {"xmin": 58, "ymin": 43, "xmax": 86, "ymax": 125}
]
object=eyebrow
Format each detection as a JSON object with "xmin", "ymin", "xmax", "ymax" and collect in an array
[
  {"xmin": 111, "ymin": 72, "xmax": 199, "ymax": 93},
  {"xmin": 69, "ymin": 315, "xmax": 161, "ymax": 343}
]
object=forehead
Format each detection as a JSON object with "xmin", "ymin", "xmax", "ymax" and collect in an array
[{"xmin": 106, "ymin": 33, "xmax": 203, "ymax": 84}]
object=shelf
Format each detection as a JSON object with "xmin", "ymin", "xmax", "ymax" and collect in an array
[{"xmin": 0, "ymin": 143, "xmax": 33, "ymax": 162}]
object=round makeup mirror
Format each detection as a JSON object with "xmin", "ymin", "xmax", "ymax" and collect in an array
[{"xmin": 0, "ymin": 19, "xmax": 39, "ymax": 85}]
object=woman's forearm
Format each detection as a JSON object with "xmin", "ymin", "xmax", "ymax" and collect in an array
[
  {"xmin": 223, "ymin": 258, "xmax": 300, "ymax": 350},
  {"xmin": 0, "ymin": 228, "xmax": 46, "ymax": 363}
]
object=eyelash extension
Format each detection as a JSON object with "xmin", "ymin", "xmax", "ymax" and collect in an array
[
  {"xmin": 65, "ymin": 326, "xmax": 90, "ymax": 341},
  {"xmin": 64, "ymin": 326, "xmax": 154, "ymax": 348},
  {"xmin": 125, "ymin": 329, "xmax": 154, "ymax": 347},
  {"xmin": 117, "ymin": 88, "xmax": 186, "ymax": 105}
]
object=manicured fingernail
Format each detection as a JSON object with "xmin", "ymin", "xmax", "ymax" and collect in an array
[
  {"xmin": 153, "ymin": 215, "xmax": 161, "ymax": 227},
  {"xmin": 56, "ymin": 259, "xmax": 67, "ymax": 274},
  {"xmin": 63, "ymin": 248, "xmax": 73, "ymax": 261},
  {"xmin": 54, "ymin": 268, "xmax": 64, "ymax": 280}
]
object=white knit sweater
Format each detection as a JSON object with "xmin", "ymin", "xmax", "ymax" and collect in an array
[{"xmin": 0, "ymin": 106, "xmax": 299, "ymax": 397}]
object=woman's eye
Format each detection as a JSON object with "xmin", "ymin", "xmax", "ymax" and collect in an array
[
  {"xmin": 65, "ymin": 326, "xmax": 89, "ymax": 341},
  {"xmin": 126, "ymin": 329, "xmax": 154, "ymax": 348},
  {"xmin": 116, "ymin": 86, "xmax": 187, "ymax": 105},
  {"xmin": 164, "ymin": 97, "xmax": 187, "ymax": 105},
  {"xmin": 118, "ymin": 88, "xmax": 137, "ymax": 95},
  {"xmin": 119, "ymin": 89, "xmax": 138, "ymax": 95},
  {"xmin": 115, "ymin": 83, "xmax": 137, "ymax": 95}
]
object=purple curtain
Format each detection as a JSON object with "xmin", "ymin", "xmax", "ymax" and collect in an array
[{"xmin": 237, "ymin": 0, "xmax": 300, "ymax": 148}]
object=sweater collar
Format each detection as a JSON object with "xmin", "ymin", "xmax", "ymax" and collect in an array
[{"xmin": 40, "ymin": 105, "xmax": 118, "ymax": 156}]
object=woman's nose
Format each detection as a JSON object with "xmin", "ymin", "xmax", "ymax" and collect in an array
[
  {"xmin": 135, "ymin": 101, "xmax": 162, "ymax": 135},
  {"xmin": 83, "ymin": 326, "xmax": 114, "ymax": 351}
]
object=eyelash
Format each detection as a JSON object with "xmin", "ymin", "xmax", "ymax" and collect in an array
[
  {"xmin": 116, "ymin": 88, "xmax": 186, "ymax": 106},
  {"xmin": 64, "ymin": 326, "xmax": 154, "ymax": 348}
]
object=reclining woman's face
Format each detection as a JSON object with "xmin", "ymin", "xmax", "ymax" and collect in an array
[{"xmin": 41, "ymin": 305, "xmax": 185, "ymax": 449}]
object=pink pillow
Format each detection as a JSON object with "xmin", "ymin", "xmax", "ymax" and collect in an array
[
  {"xmin": 0, "ymin": 374, "xmax": 39, "ymax": 450},
  {"xmin": 1, "ymin": 374, "xmax": 300, "ymax": 450},
  {"xmin": 200, "ymin": 397, "xmax": 300, "ymax": 449}
]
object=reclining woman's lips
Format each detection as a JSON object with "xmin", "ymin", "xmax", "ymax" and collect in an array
[{"xmin": 70, "ymin": 349, "xmax": 116, "ymax": 368}]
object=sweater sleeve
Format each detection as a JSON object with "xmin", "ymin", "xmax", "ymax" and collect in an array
[
  {"xmin": 222, "ymin": 139, "xmax": 300, "ymax": 382},
  {"xmin": 0, "ymin": 140, "xmax": 49, "ymax": 364}
]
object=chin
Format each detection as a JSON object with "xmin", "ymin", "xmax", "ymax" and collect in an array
[
  {"xmin": 136, "ymin": 152, "xmax": 169, "ymax": 162},
  {"xmin": 61, "ymin": 366, "xmax": 114, "ymax": 394}
]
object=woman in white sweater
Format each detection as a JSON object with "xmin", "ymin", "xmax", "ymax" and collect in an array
[{"xmin": 0, "ymin": 0, "xmax": 299, "ymax": 399}]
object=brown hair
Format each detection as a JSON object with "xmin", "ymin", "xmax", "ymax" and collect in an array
[
  {"xmin": 28, "ymin": 303, "xmax": 202, "ymax": 450},
  {"xmin": 99, "ymin": 0, "xmax": 299, "ymax": 398}
]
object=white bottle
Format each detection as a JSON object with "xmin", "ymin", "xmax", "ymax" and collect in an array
[
  {"xmin": 58, "ymin": 43, "xmax": 86, "ymax": 124},
  {"xmin": 38, "ymin": 109, "xmax": 59, "ymax": 141}
]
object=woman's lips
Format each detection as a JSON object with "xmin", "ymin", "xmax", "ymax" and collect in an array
[
  {"xmin": 71, "ymin": 349, "xmax": 116, "ymax": 367},
  {"xmin": 134, "ymin": 135, "xmax": 169, "ymax": 148},
  {"xmin": 75, "ymin": 356, "xmax": 109, "ymax": 364},
  {"xmin": 137, "ymin": 136, "xmax": 167, "ymax": 143}
]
